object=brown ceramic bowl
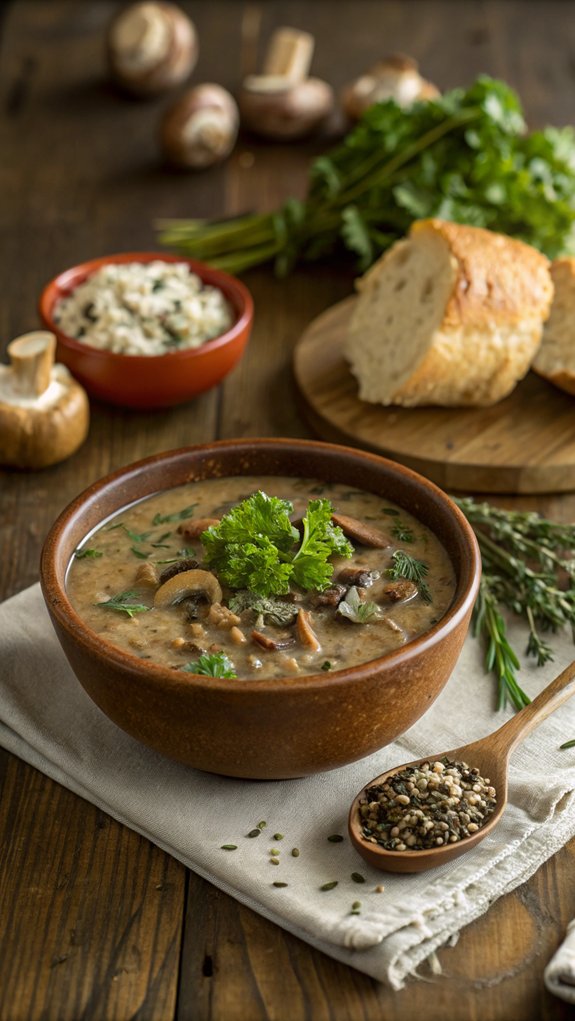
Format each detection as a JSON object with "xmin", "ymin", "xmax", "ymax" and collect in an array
[
  {"xmin": 38, "ymin": 252, "xmax": 253, "ymax": 409},
  {"xmin": 40, "ymin": 439, "xmax": 480, "ymax": 779}
]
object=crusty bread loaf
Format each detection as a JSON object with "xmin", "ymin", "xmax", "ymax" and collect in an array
[
  {"xmin": 345, "ymin": 219, "xmax": 553, "ymax": 407},
  {"xmin": 532, "ymin": 257, "xmax": 575, "ymax": 396}
]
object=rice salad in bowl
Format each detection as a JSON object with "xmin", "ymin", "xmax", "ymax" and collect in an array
[{"xmin": 53, "ymin": 260, "xmax": 234, "ymax": 356}]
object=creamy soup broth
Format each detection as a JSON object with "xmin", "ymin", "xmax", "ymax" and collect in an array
[{"xmin": 67, "ymin": 476, "xmax": 456, "ymax": 679}]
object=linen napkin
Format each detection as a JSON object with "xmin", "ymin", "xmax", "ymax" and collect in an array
[{"xmin": 2, "ymin": 583, "xmax": 575, "ymax": 990}]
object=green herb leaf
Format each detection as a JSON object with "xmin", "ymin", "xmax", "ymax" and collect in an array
[
  {"xmin": 391, "ymin": 521, "xmax": 415, "ymax": 543},
  {"xmin": 387, "ymin": 550, "xmax": 432, "ymax": 603},
  {"xmin": 337, "ymin": 586, "xmax": 382, "ymax": 624},
  {"xmin": 228, "ymin": 591, "xmax": 298, "ymax": 627},
  {"xmin": 152, "ymin": 505, "xmax": 198, "ymax": 526},
  {"xmin": 74, "ymin": 547, "xmax": 103, "ymax": 559},
  {"xmin": 560, "ymin": 739, "xmax": 575, "ymax": 750},
  {"xmin": 183, "ymin": 652, "xmax": 237, "ymax": 678},
  {"xmin": 96, "ymin": 591, "xmax": 149, "ymax": 618},
  {"xmin": 131, "ymin": 546, "xmax": 151, "ymax": 559}
]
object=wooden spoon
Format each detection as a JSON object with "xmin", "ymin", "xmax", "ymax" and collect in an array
[{"xmin": 348, "ymin": 659, "xmax": 575, "ymax": 874}]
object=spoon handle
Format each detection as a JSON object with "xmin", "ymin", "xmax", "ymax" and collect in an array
[{"xmin": 486, "ymin": 659, "xmax": 575, "ymax": 759}]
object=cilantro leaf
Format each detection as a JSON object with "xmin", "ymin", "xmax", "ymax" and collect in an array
[
  {"xmin": 183, "ymin": 652, "xmax": 237, "ymax": 678},
  {"xmin": 152, "ymin": 504, "xmax": 198, "ymax": 525},
  {"xmin": 74, "ymin": 547, "xmax": 103, "ymax": 559}
]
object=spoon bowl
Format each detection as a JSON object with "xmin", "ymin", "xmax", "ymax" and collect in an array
[{"xmin": 349, "ymin": 659, "xmax": 575, "ymax": 873}]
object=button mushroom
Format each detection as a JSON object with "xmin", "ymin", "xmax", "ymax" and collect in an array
[
  {"xmin": 106, "ymin": 1, "xmax": 198, "ymax": 97},
  {"xmin": 153, "ymin": 568, "xmax": 222, "ymax": 608},
  {"xmin": 341, "ymin": 54, "xmax": 440, "ymax": 122},
  {"xmin": 238, "ymin": 27, "xmax": 334, "ymax": 140},
  {"xmin": 160, "ymin": 83, "xmax": 239, "ymax": 168},
  {"xmin": 330, "ymin": 513, "xmax": 389, "ymax": 549},
  {"xmin": 0, "ymin": 331, "xmax": 89, "ymax": 469}
]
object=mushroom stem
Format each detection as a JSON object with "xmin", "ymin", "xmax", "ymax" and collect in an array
[
  {"xmin": 7, "ymin": 331, "xmax": 56, "ymax": 397},
  {"xmin": 262, "ymin": 27, "xmax": 314, "ymax": 82}
]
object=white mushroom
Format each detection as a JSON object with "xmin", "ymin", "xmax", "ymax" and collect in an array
[
  {"xmin": 341, "ymin": 55, "xmax": 440, "ymax": 122},
  {"xmin": 107, "ymin": 1, "xmax": 198, "ymax": 97},
  {"xmin": 160, "ymin": 83, "xmax": 239, "ymax": 168},
  {"xmin": 0, "ymin": 331, "xmax": 89, "ymax": 469},
  {"xmin": 238, "ymin": 26, "xmax": 334, "ymax": 140},
  {"xmin": 153, "ymin": 568, "xmax": 222, "ymax": 608}
]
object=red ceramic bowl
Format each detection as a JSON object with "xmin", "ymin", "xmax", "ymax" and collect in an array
[{"xmin": 39, "ymin": 252, "xmax": 253, "ymax": 409}]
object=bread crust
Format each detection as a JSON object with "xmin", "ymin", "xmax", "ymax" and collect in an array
[{"xmin": 347, "ymin": 219, "xmax": 553, "ymax": 408}]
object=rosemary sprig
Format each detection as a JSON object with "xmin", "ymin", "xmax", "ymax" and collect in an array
[{"xmin": 454, "ymin": 497, "xmax": 575, "ymax": 711}]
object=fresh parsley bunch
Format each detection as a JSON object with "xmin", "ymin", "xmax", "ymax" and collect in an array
[
  {"xmin": 200, "ymin": 491, "xmax": 353, "ymax": 596},
  {"xmin": 158, "ymin": 76, "xmax": 575, "ymax": 275}
]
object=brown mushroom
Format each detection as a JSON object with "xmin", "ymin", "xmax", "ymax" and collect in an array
[
  {"xmin": 238, "ymin": 26, "xmax": 334, "ymax": 140},
  {"xmin": 106, "ymin": 1, "xmax": 198, "ymax": 97},
  {"xmin": 178, "ymin": 517, "xmax": 220, "ymax": 540},
  {"xmin": 331, "ymin": 513, "xmax": 389, "ymax": 549},
  {"xmin": 337, "ymin": 567, "xmax": 380, "ymax": 587},
  {"xmin": 341, "ymin": 54, "xmax": 440, "ymax": 122},
  {"xmin": 153, "ymin": 568, "xmax": 222, "ymax": 608},
  {"xmin": 158, "ymin": 556, "xmax": 199, "ymax": 585},
  {"xmin": 311, "ymin": 583, "xmax": 347, "ymax": 608},
  {"xmin": 160, "ymin": 84, "xmax": 239, "ymax": 169},
  {"xmin": 296, "ymin": 608, "xmax": 321, "ymax": 651},
  {"xmin": 251, "ymin": 630, "xmax": 296, "ymax": 652},
  {"xmin": 135, "ymin": 562, "xmax": 160, "ymax": 588},
  {"xmin": 0, "ymin": 331, "xmax": 89, "ymax": 469},
  {"xmin": 381, "ymin": 579, "xmax": 418, "ymax": 603}
]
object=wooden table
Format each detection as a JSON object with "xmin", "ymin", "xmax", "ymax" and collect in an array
[{"xmin": 2, "ymin": 2, "xmax": 575, "ymax": 1018}]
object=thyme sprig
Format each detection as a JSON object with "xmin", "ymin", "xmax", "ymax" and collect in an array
[{"xmin": 455, "ymin": 498, "xmax": 575, "ymax": 711}]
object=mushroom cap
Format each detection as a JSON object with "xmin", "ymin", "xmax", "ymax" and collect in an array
[
  {"xmin": 154, "ymin": 568, "xmax": 223, "ymax": 608},
  {"xmin": 160, "ymin": 83, "xmax": 239, "ymax": 168},
  {"xmin": 341, "ymin": 55, "xmax": 439, "ymax": 121},
  {"xmin": 107, "ymin": 0, "xmax": 198, "ymax": 97},
  {"xmin": 0, "ymin": 364, "xmax": 89, "ymax": 469},
  {"xmin": 239, "ymin": 77, "xmax": 335, "ymax": 140}
]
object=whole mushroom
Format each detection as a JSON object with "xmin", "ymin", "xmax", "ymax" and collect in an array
[
  {"xmin": 341, "ymin": 54, "xmax": 439, "ymax": 121},
  {"xmin": 0, "ymin": 332, "xmax": 89, "ymax": 469},
  {"xmin": 160, "ymin": 83, "xmax": 239, "ymax": 168},
  {"xmin": 238, "ymin": 26, "xmax": 334, "ymax": 141},
  {"xmin": 107, "ymin": 1, "xmax": 198, "ymax": 97}
]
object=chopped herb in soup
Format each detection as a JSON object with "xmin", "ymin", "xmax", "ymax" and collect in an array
[{"xmin": 66, "ymin": 477, "xmax": 456, "ymax": 679}]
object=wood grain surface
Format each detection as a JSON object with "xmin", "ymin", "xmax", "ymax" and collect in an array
[
  {"xmin": 295, "ymin": 297, "xmax": 575, "ymax": 494},
  {"xmin": 2, "ymin": 2, "xmax": 575, "ymax": 1019}
]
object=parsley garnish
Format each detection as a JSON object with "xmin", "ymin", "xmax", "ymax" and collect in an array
[
  {"xmin": 201, "ymin": 492, "xmax": 353, "ymax": 596},
  {"xmin": 183, "ymin": 653, "xmax": 237, "ymax": 678},
  {"xmin": 388, "ymin": 550, "xmax": 432, "ymax": 604},
  {"xmin": 96, "ymin": 591, "xmax": 149, "ymax": 618}
]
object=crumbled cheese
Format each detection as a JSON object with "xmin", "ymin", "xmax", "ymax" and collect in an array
[{"xmin": 54, "ymin": 261, "xmax": 234, "ymax": 356}]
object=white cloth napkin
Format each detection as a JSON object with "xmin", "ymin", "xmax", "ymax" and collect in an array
[{"xmin": 2, "ymin": 583, "xmax": 575, "ymax": 989}]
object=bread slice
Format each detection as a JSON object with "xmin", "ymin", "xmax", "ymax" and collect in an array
[
  {"xmin": 532, "ymin": 258, "xmax": 575, "ymax": 396},
  {"xmin": 345, "ymin": 219, "xmax": 553, "ymax": 407}
]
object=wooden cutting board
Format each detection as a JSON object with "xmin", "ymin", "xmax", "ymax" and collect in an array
[{"xmin": 293, "ymin": 296, "xmax": 575, "ymax": 494}]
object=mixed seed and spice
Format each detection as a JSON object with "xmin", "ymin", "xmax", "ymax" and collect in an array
[
  {"xmin": 358, "ymin": 757, "xmax": 497, "ymax": 851},
  {"xmin": 67, "ymin": 476, "xmax": 455, "ymax": 679}
]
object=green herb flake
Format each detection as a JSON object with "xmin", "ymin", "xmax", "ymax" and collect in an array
[
  {"xmin": 152, "ymin": 505, "xmax": 198, "ymax": 526},
  {"xmin": 74, "ymin": 547, "xmax": 103, "ymax": 560},
  {"xmin": 321, "ymin": 661, "xmax": 332, "ymax": 672},
  {"xmin": 131, "ymin": 546, "xmax": 151, "ymax": 559},
  {"xmin": 391, "ymin": 521, "xmax": 415, "ymax": 543},
  {"xmin": 560, "ymin": 739, "xmax": 575, "ymax": 750},
  {"xmin": 220, "ymin": 844, "xmax": 237, "ymax": 851},
  {"xmin": 96, "ymin": 591, "xmax": 149, "ymax": 618},
  {"xmin": 183, "ymin": 653, "xmax": 237, "ymax": 678}
]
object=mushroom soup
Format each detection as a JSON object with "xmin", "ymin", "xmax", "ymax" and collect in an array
[{"xmin": 67, "ymin": 476, "xmax": 456, "ymax": 679}]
